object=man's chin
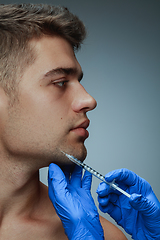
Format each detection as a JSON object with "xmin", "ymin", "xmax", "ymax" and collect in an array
[
  {"xmin": 69, "ymin": 146, "xmax": 87, "ymax": 162},
  {"xmin": 60, "ymin": 145, "xmax": 87, "ymax": 163},
  {"xmin": 45, "ymin": 145, "xmax": 86, "ymax": 168}
]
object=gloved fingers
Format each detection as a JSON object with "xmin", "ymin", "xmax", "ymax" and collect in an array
[
  {"xmin": 96, "ymin": 182, "xmax": 114, "ymax": 197},
  {"xmin": 109, "ymin": 192, "xmax": 119, "ymax": 203},
  {"xmin": 105, "ymin": 168, "xmax": 137, "ymax": 187},
  {"xmin": 130, "ymin": 193, "xmax": 160, "ymax": 217},
  {"xmin": 99, "ymin": 201, "xmax": 122, "ymax": 223},
  {"xmin": 147, "ymin": 190, "xmax": 160, "ymax": 207},
  {"xmin": 48, "ymin": 171, "xmax": 56, "ymax": 205},
  {"xmin": 63, "ymin": 171, "xmax": 70, "ymax": 184},
  {"xmin": 98, "ymin": 193, "xmax": 118, "ymax": 207},
  {"xmin": 70, "ymin": 165, "xmax": 82, "ymax": 188},
  {"xmin": 48, "ymin": 163, "xmax": 68, "ymax": 200},
  {"xmin": 98, "ymin": 195, "xmax": 110, "ymax": 207},
  {"xmin": 82, "ymin": 170, "xmax": 92, "ymax": 191},
  {"xmin": 62, "ymin": 165, "xmax": 73, "ymax": 184}
]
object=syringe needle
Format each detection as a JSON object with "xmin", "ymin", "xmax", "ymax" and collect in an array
[{"xmin": 61, "ymin": 151, "xmax": 131, "ymax": 199}]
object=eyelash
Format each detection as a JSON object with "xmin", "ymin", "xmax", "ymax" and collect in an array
[{"xmin": 52, "ymin": 80, "xmax": 69, "ymax": 88}]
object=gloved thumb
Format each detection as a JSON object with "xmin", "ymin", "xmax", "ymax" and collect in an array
[
  {"xmin": 48, "ymin": 163, "xmax": 68, "ymax": 199},
  {"xmin": 129, "ymin": 193, "xmax": 156, "ymax": 217},
  {"xmin": 82, "ymin": 170, "xmax": 92, "ymax": 191}
]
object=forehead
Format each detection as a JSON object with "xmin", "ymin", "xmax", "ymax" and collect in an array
[{"xmin": 29, "ymin": 36, "xmax": 82, "ymax": 74}]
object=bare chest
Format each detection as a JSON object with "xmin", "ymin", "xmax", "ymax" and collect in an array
[{"xmin": 0, "ymin": 218, "xmax": 68, "ymax": 240}]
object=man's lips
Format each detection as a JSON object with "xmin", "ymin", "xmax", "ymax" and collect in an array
[{"xmin": 70, "ymin": 119, "xmax": 90, "ymax": 138}]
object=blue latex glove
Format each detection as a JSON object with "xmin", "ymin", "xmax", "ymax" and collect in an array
[
  {"xmin": 96, "ymin": 168, "xmax": 160, "ymax": 240},
  {"xmin": 48, "ymin": 163, "xmax": 104, "ymax": 240}
]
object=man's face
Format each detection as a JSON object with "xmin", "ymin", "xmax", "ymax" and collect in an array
[{"xmin": 2, "ymin": 36, "xmax": 97, "ymax": 168}]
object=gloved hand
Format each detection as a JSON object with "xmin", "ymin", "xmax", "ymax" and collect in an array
[
  {"xmin": 48, "ymin": 163, "xmax": 104, "ymax": 240},
  {"xmin": 96, "ymin": 168, "xmax": 160, "ymax": 240}
]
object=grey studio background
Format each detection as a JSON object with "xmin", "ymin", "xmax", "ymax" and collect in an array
[{"xmin": 2, "ymin": 0, "xmax": 160, "ymax": 239}]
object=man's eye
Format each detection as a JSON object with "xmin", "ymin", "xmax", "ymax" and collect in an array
[{"xmin": 53, "ymin": 80, "xmax": 68, "ymax": 87}]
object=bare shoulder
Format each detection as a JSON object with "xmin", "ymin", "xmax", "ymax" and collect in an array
[
  {"xmin": 40, "ymin": 183, "xmax": 127, "ymax": 240},
  {"xmin": 99, "ymin": 216, "xmax": 127, "ymax": 240}
]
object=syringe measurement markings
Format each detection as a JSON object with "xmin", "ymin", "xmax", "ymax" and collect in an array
[
  {"xmin": 80, "ymin": 158, "xmax": 131, "ymax": 198},
  {"xmin": 61, "ymin": 151, "xmax": 131, "ymax": 198},
  {"xmin": 83, "ymin": 163, "xmax": 131, "ymax": 198},
  {"xmin": 84, "ymin": 164, "xmax": 104, "ymax": 180},
  {"xmin": 66, "ymin": 153, "xmax": 109, "ymax": 185}
]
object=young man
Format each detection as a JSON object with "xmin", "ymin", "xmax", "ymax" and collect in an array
[{"xmin": 0, "ymin": 3, "xmax": 127, "ymax": 239}]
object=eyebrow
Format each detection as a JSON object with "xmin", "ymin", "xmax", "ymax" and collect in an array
[{"xmin": 44, "ymin": 67, "xmax": 84, "ymax": 82}]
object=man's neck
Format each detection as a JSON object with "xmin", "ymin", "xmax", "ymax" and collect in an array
[
  {"xmin": 0, "ymin": 155, "xmax": 66, "ymax": 240},
  {"xmin": 0, "ymin": 157, "xmax": 42, "ymax": 222}
]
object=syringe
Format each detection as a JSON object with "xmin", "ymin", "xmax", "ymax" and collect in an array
[{"xmin": 61, "ymin": 151, "xmax": 131, "ymax": 199}]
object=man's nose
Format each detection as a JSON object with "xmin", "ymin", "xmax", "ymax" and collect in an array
[{"xmin": 71, "ymin": 83, "xmax": 97, "ymax": 113}]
